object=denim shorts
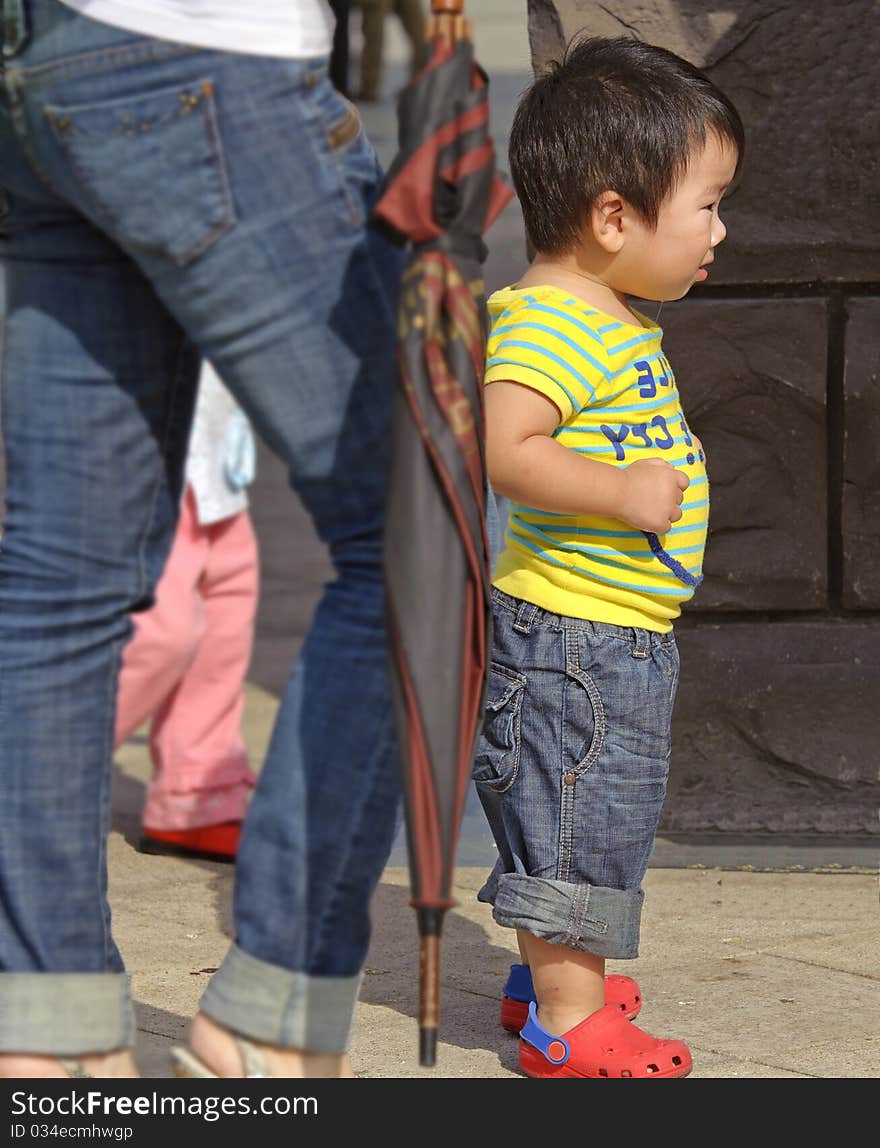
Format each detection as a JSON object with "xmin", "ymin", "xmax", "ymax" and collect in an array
[{"xmin": 473, "ymin": 589, "xmax": 681, "ymax": 959}]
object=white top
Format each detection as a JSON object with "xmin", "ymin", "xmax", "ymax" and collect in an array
[
  {"xmin": 57, "ymin": 0, "xmax": 335, "ymax": 59},
  {"xmin": 185, "ymin": 361, "xmax": 256, "ymax": 526}
]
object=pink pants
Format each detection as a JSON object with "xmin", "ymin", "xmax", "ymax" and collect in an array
[{"xmin": 114, "ymin": 488, "xmax": 259, "ymax": 831}]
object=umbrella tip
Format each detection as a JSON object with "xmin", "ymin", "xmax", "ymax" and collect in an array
[{"xmin": 419, "ymin": 1025, "xmax": 438, "ymax": 1067}]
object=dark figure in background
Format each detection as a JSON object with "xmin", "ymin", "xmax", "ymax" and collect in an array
[
  {"xmin": 329, "ymin": 0, "xmax": 352, "ymax": 95},
  {"xmin": 356, "ymin": 0, "xmax": 427, "ymax": 102}
]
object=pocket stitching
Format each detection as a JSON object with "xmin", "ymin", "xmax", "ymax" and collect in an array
[
  {"xmin": 565, "ymin": 664, "xmax": 607, "ymax": 776},
  {"xmin": 306, "ymin": 83, "xmax": 365, "ymax": 226},
  {"xmin": 44, "ymin": 77, "xmax": 237, "ymax": 266},
  {"xmin": 326, "ymin": 98, "xmax": 362, "ymax": 152}
]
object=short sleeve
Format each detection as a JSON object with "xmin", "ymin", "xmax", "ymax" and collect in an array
[{"xmin": 483, "ymin": 304, "xmax": 605, "ymax": 422}]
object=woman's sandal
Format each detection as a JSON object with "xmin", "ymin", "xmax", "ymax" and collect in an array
[
  {"xmin": 171, "ymin": 1039, "xmax": 269, "ymax": 1078},
  {"xmin": 519, "ymin": 1001, "xmax": 692, "ymax": 1079},
  {"xmin": 500, "ymin": 963, "xmax": 642, "ymax": 1034}
]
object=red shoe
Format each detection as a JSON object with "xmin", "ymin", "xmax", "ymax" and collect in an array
[
  {"xmin": 138, "ymin": 822, "xmax": 242, "ymax": 863},
  {"xmin": 519, "ymin": 1001, "xmax": 692, "ymax": 1079},
  {"xmin": 500, "ymin": 963, "xmax": 641, "ymax": 1033}
]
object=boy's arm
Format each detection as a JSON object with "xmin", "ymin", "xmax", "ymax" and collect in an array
[{"xmin": 485, "ymin": 381, "xmax": 690, "ymax": 535}]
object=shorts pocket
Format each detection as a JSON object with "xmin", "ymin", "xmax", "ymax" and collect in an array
[
  {"xmin": 45, "ymin": 78, "xmax": 236, "ymax": 265},
  {"xmin": 472, "ymin": 663, "xmax": 526, "ymax": 794}
]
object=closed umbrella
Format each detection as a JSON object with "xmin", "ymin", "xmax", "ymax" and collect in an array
[{"xmin": 375, "ymin": 0, "xmax": 514, "ymax": 1067}]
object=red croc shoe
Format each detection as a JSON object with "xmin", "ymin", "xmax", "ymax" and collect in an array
[
  {"xmin": 139, "ymin": 821, "xmax": 242, "ymax": 863},
  {"xmin": 519, "ymin": 1001, "xmax": 692, "ymax": 1079},
  {"xmin": 500, "ymin": 963, "xmax": 641, "ymax": 1034}
]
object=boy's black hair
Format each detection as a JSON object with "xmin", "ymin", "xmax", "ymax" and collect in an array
[{"xmin": 510, "ymin": 35, "xmax": 745, "ymax": 255}]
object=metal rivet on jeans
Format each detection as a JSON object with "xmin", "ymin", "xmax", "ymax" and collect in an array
[{"xmin": 563, "ymin": 772, "xmax": 576, "ymax": 786}]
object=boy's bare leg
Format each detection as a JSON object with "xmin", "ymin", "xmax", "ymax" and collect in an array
[
  {"xmin": 0, "ymin": 1050, "xmax": 138, "ymax": 1078},
  {"xmin": 188, "ymin": 1013, "xmax": 356, "ymax": 1078},
  {"xmin": 515, "ymin": 929, "xmax": 529, "ymax": 965},
  {"xmin": 519, "ymin": 933, "xmax": 605, "ymax": 1036}
]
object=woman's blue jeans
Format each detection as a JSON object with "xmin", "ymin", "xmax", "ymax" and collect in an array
[{"xmin": 0, "ymin": 0, "xmax": 404, "ymax": 1054}]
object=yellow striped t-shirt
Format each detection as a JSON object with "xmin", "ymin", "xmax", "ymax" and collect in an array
[{"xmin": 485, "ymin": 284, "xmax": 709, "ymax": 633}]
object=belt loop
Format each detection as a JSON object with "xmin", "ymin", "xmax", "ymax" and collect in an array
[
  {"xmin": 631, "ymin": 627, "xmax": 649, "ymax": 658},
  {"xmin": 513, "ymin": 600, "xmax": 537, "ymax": 634},
  {"xmin": 2, "ymin": 0, "xmax": 29, "ymax": 59}
]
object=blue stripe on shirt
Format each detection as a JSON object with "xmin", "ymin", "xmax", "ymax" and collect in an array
[
  {"xmin": 535, "ymin": 519, "xmax": 707, "ymax": 539},
  {"xmin": 514, "ymin": 302, "xmax": 607, "ymax": 346},
  {"xmin": 511, "ymin": 532, "xmax": 695, "ymax": 597},
  {"xmin": 605, "ymin": 330, "xmax": 661, "ymax": 355},
  {"xmin": 491, "ymin": 327, "xmax": 610, "ymax": 385},
  {"xmin": 514, "ymin": 520, "xmax": 702, "ymax": 579}
]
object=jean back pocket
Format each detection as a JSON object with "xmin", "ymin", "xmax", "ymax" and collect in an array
[{"xmin": 46, "ymin": 78, "xmax": 236, "ymax": 265}]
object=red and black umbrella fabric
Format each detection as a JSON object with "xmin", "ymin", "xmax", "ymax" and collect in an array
[{"xmin": 374, "ymin": 0, "xmax": 514, "ymax": 1067}]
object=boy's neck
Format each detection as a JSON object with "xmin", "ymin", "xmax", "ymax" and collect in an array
[{"xmin": 516, "ymin": 254, "xmax": 644, "ymax": 326}]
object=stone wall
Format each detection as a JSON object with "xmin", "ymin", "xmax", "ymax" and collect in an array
[{"xmin": 527, "ymin": 0, "xmax": 880, "ymax": 832}]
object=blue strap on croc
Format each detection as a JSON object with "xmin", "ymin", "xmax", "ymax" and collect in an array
[
  {"xmin": 502, "ymin": 963, "xmax": 535, "ymax": 1003},
  {"xmin": 519, "ymin": 1002, "xmax": 571, "ymax": 1066}
]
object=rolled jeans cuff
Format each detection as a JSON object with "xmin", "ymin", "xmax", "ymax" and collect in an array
[
  {"xmin": 199, "ymin": 944, "xmax": 362, "ymax": 1054},
  {"xmin": 491, "ymin": 875, "xmax": 644, "ymax": 959},
  {"xmin": 0, "ymin": 974, "xmax": 133, "ymax": 1054}
]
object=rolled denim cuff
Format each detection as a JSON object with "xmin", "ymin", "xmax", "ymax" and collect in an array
[
  {"xmin": 199, "ymin": 944, "xmax": 362, "ymax": 1053},
  {"xmin": 477, "ymin": 857, "xmax": 504, "ymax": 905},
  {"xmin": 491, "ymin": 875, "xmax": 644, "ymax": 959},
  {"xmin": 0, "ymin": 973, "xmax": 133, "ymax": 1054}
]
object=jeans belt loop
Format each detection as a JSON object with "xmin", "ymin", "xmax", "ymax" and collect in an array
[
  {"xmin": 2, "ymin": 0, "xmax": 28, "ymax": 59},
  {"xmin": 513, "ymin": 601, "xmax": 537, "ymax": 634},
  {"xmin": 631, "ymin": 627, "xmax": 649, "ymax": 658}
]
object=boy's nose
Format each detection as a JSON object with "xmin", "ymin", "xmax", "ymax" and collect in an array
[{"xmin": 711, "ymin": 215, "xmax": 728, "ymax": 246}]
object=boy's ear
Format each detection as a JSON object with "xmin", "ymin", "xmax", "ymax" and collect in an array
[{"xmin": 590, "ymin": 191, "xmax": 626, "ymax": 253}]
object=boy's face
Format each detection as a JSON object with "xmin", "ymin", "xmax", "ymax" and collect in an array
[{"xmin": 613, "ymin": 132, "xmax": 738, "ymax": 302}]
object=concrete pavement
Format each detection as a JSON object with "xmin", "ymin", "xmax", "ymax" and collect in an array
[{"xmin": 112, "ymin": 684, "xmax": 879, "ymax": 1080}]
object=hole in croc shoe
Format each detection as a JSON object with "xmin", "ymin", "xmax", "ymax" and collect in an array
[
  {"xmin": 618, "ymin": 1003, "xmax": 626, "ymax": 1011},
  {"xmin": 621, "ymin": 1069, "xmax": 632, "ymax": 1077},
  {"xmin": 646, "ymin": 1063, "xmax": 659, "ymax": 1073},
  {"xmin": 672, "ymin": 1056, "xmax": 682, "ymax": 1066},
  {"xmin": 598, "ymin": 1068, "xmax": 608, "ymax": 1077}
]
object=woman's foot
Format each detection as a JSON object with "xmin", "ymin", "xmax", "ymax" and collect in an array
[
  {"xmin": 0, "ymin": 1049, "xmax": 139, "ymax": 1078},
  {"xmin": 187, "ymin": 1012, "xmax": 356, "ymax": 1078}
]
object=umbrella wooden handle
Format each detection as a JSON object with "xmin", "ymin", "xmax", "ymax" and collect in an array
[
  {"xmin": 427, "ymin": 15, "xmax": 471, "ymax": 43},
  {"xmin": 419, "ymin": 934, "xmax": 440, "ymax": 1067},
  {"xmin": 429, "ymin": 0, "xmax": 469, "ymax": 43}
]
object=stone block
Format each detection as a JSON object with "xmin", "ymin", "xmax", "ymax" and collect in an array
[
  {"xmin": 665, "ymin": 621, "xmax": 880, "ymax": 833},
  {"xmin": 842, "ymin": 299, "xmax": 880, "ymax": 608},
  {"xmin": 527, "ymin": 0, "xmax": 880, "ymax": 284},
  {"xmin": 659, "ymin": 298, "xmax": 828, "ymax": 610}
]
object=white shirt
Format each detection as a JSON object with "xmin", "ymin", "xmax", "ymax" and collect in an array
[
  {"xmin": 57, "ymin": 1, "xmax": 335, "ymax": 59},
  {"xmin": 185, "ymin": 361, "xmax": 255, "ymax": 526}
]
